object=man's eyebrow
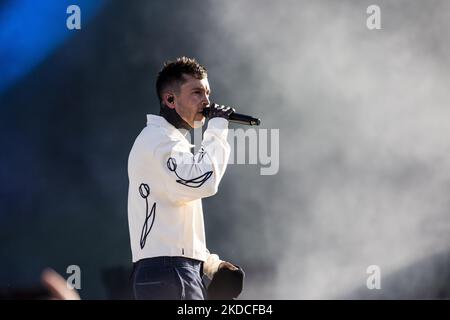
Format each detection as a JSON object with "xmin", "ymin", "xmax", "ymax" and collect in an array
[{"xmin": 191, "ymin": 86, "xmax": 211, "ymax": 94}]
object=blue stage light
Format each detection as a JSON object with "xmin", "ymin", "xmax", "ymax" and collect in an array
[{"xmin": 0, "ymin": 0, "xmax": 107, "ymax": 94}]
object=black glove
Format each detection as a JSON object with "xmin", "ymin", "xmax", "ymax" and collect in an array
[
  {"xmin": 206, "ymin": 103, "xmax": 235, "ymax": 120},
  {"xmin": 207, "ymin": 265, "xmax": 245, "ymax": 300}
]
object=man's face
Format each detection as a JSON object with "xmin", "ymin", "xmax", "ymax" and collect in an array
[{"xmin": 173, "ymin": 75, "xmax": 210, "ymax": 128}]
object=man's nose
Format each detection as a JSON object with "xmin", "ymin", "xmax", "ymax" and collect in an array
[{"xmin": 202, "ymin": 94, "xmax": 210, "ymax": 107}]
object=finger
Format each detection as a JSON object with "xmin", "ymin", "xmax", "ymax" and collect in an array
[
  {"xmin": 223, "ymin": 262, "xmax": 238, "ymax": 270},
  {"xmin": 41, "ymin": 268, "xmax": 80, "ymax": 300}
]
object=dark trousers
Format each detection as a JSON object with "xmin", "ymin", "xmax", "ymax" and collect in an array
[{"xmin": 132, "ymin": 256, "xmax": 206, "ymax": 300}]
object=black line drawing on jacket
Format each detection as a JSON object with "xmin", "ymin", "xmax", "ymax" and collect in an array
[
  {"xmin": 198, "ymin": 146, "xmax": 206, "ymax": 161},
  {"xmin": 166, "ymin": 157, "xmax": 212, "ymax": 188},
  {"xmin": 139, "ymin": 183, "xmax": 156, "ymax": 249}
]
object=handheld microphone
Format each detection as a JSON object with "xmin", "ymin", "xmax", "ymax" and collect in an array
[{"xmin": 202, "ymin": 104, "xmax": 261, "ymax": 126}]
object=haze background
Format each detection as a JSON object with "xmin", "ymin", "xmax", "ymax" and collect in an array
[{"xmin": 1, "ymin": 0, "xmax": 449, "ymax": 299}]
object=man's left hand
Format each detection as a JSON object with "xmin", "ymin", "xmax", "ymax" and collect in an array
[{"xmin": 218, "ymin": 261, "xmax": 239, "ymax": 271}]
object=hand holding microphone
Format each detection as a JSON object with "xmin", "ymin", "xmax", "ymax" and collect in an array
[
  {"xmin": 203, "ymin": 103, "xmax": 261, "ymax": 126},
  {"xmin": 206, "ymin": 103, "xmax": 235, "ymax": 120}
]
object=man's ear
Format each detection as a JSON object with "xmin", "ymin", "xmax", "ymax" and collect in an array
[{"xmin": 163, "ymin": 93, "xmax": 176, "ymax": 109}]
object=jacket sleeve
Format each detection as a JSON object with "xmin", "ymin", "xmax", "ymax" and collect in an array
[
  {"xmin": 203, "ymin": 249, "xmax": 223, "ymax": 279},
  {"xmin": 154, "ymin": 118, "xmax": 231, "ymax": 204}
]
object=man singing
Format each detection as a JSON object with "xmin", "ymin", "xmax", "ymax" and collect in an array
[{"xmin": 127, "ymin": 57, "xmax": 237, "ymax": 300}]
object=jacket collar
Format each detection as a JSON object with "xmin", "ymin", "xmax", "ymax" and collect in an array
[{"xmin": 146, "ymin": 115, "xmax": 191, "ymax": 141}]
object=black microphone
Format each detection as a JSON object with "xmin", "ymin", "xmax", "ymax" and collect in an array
[{"xmin": 202, "ymin": 104, "xmax": 261, "ymax": 126}]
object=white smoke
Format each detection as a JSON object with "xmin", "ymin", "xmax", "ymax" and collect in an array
[{"xmin": 200, "ymin": 0, "xmax": 450, "ymax": 298}]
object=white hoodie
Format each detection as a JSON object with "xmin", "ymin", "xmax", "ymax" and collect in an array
[{"xmin": 127, "ymin": 115, "xmax": 230, "ymax": 279}]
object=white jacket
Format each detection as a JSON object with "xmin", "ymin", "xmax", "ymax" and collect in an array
[{"xmin": 127, "ymin": 115, "xmax": 231, "ymax": 279}]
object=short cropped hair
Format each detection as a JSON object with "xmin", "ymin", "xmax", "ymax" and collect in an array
[{"xmin": 156, "ymin": 57, "xmax": 208, "ymax": 103}]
